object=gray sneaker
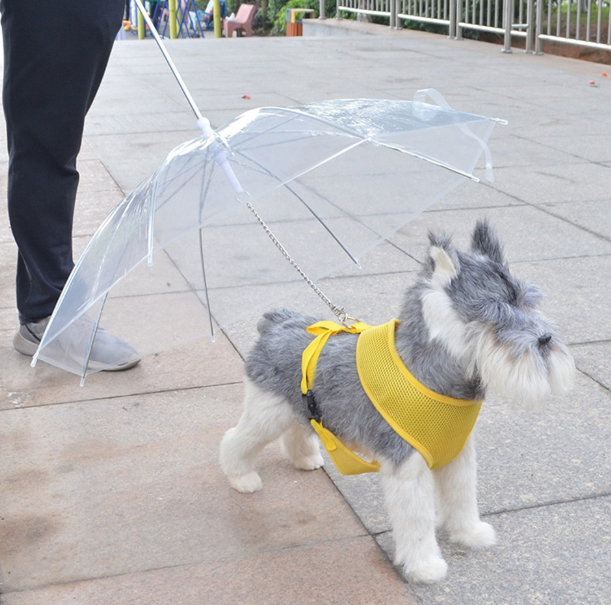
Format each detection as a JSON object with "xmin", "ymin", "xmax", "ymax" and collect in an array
[{"xmin": 14, "ymin": 316, "xmax": 141, "ymax": 372}]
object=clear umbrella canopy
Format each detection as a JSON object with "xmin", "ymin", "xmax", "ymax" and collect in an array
[
  {"xmin": 30, "ymin": 2, "xmax": 504, "ymax": 382},
  {"xmin": 33, "ymin": 94, "xmax": 503, "ymax": 381}
]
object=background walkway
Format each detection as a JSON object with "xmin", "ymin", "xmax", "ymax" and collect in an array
[{"xmin": 1, "ymin": 22, "xmax": 610, "ymax": 604}]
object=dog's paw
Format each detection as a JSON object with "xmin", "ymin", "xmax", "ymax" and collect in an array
[
  {"xmin": 228, "ymin": 472, "xmax": 263, "ymax": 494},
  {"xmin": 405, "ymin": 557, "xmax": 448, "ymax": 584},
  {"xmin": 450, "ymin": 521, "xmax": 497, "ymax": 549},
  {"xmin": 292, "ymin": 453, "xmax": 324, "ymax": 471}
]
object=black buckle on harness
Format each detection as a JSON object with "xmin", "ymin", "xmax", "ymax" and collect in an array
[{"xmin": 305, "ymin": 389, "xmax": 321, "ymax": 423}]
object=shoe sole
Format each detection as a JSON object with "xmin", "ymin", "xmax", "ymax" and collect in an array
[
  {"xmin": 13, "ymin": 331, "xmax": 39, "ymax": 356},
  {"xmin": 13, "ymin": 331, "xmax": 141, "ymax": 372}
]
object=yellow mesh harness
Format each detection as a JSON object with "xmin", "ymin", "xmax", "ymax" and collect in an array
[{"xmin": 301, "ymin": 319, "xmax": 482, "ymax": 474}]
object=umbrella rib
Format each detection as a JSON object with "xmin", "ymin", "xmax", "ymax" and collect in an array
[
  {"xmin": 226, "ymin": 145, "xmax": 363, "ymax": 268},
  {"xmin": 233, "ymin": 105, "xmax": 487, "ymax": 181},
  {"xmin": 281, "ymin": 182, "xmax": 361, "ymax": 267},
  {"xmin": 154, "ymin": 155, "xmax": 220, "ymax": 342},
  {"xmin": 198, "ymin": 229, "xmax": 215, "ymax": 342},
  {"xmin": 153, "ymin": 152, "xmax": 212, "ymax": 214},
  {"xmin": 196, "ymin": 153, "xmax": 216, "ymax": 341},
  {"xmin": 79, "ymin": 292, "xmax": 108, "ymax": 386}
]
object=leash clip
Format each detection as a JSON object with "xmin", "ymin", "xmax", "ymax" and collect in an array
[{"xmin": 305, "ymin": 389, "xmax": 321, "ymax": 422}]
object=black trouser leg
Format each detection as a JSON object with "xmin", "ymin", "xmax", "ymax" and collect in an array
[{"xmin": 1, "ymin": 0, "xmax": 124, "ymax": 323}]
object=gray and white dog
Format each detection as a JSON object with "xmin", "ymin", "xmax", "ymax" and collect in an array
[{"xmin": 220, "ymin": 220, "xmax": 575, "ymax": 583}]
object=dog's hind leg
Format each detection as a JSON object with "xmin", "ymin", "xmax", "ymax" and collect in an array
[
  {"xmin": 381, "ymin": 453, "xmax": 448, "ymax": 584},
  {"xmin": 433, "ymin": 436, "xmax": 497, "ymax": 549},
  {"xmin": 220, "ymin": 377, "xmax": 295, "ymax": 493},
  {"xmin": 280, "ymin": 422, "xmax": 324, "ymax": 471}
]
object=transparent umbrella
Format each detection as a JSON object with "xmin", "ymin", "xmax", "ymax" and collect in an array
[{"xmin": 32, "ymin": 2, "xmax": 505, "ymax": 383}]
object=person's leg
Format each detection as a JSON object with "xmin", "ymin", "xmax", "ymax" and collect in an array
[
  {"xmin": 3, "ymin": 0, "xmax": 139, "ymax": 371},
  {"xmin": 1, "ymin": 0, "xmax": 124, "ymax": 324}
]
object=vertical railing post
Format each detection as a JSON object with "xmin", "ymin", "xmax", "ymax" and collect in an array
[
  {"xmin": 502, "ymin": 0, "xmax": 514, "ymax": 52},
  {"xmin": 337, "ymin": 0, "xmax": 343, "ymax": 19},
  {"xmin": 534, "ymin": 0, "xmax": 544, "ymax": 53},
  {"xmin": 449, "ymin": 0, "xmax": 457, "ymax": 38},
  {"xmin": 456, "ymin": 0, "xmax": 464, "ymax": 39},
  {"xmin": 525, "ymin": 0, "xmax": 535, "ymax": 51},
  {"xmin": 320, "ymin": 0, "xmax": 327, "ymax": 18},
  {"xmin": 391, "ymin": 0, "xmax": 397, "ymax": 28},
  {"xmin": 169, "ymin": 0, "xmax": 179, "ymax": 38}
]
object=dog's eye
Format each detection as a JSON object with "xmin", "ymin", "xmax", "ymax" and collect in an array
[
  {"xmin": 491, "ymin": 266, "xmax": 519, "ymax": 305},
  {"xmin": 477, "ymin": 301, "xmax": 510, "ymax": 324}
]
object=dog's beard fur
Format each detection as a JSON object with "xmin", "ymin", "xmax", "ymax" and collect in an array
[
  {"xmin": 421, "ymin": 289, "xmax": 575, "ymax": 410},
  {"xmin": 474, "ymin": 329, "xmax": 575, "ymax": 410},
  {"xmin": 420, "ymin": 241, "xmax": 575, "ymax": 410}
]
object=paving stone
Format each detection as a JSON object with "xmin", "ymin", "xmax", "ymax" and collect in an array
[
  {"xmin": 391, "ymin": 204, "xmax": 611, "ymax": 264},
  {"xmin": 0, "ymin": 385, "xmax": 371, "ymax": 592},
  {"xmin": 377, "ymin": 495, "xmax": 611, "ymax": 605},
  {"xmin": 1, "ymin": 327, "xmax": 243, "ymax": 409},
  {"xmin": 1, "ymin": 536, "xmax": 416, "ymax": 605}
]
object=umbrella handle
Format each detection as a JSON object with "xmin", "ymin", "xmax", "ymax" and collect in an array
[{"xmin": 132, "ymin": 0, "xmax": 246, "ymax": 197}]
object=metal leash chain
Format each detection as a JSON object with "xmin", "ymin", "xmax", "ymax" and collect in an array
[{"xmin": 245, "ymin": 202, "xmax": 353, "ymax": 324}]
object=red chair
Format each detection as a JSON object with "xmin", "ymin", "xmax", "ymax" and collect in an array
[{"xmin": 223, "ymin": 3, "xmax": 257, "ymax": 37}]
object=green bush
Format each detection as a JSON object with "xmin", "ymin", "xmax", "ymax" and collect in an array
[
  {"xmin": 401, "ymin": 19, "xmax": 450, "ymax": 37},
  {"xmin": 270, "ymin": 0, "xmax": 336, "ymax": 34},
  {"xmin": 271, "ymin": 0, "xmax": 316, "ymax": 34}
]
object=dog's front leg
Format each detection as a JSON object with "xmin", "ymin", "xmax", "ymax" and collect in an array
[
  {"xmin": 381, "ymin": 452, "xmax": 447, "ymax": 584},
  {"xmin": 433, "ymin": 436, "xmax": 496, "ymax": 549}
]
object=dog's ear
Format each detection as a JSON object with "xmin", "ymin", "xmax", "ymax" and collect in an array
[
  {"xmin": 428, "ymin": 231, "xmax": 459, "ymax": 286},
  {"xmin": 471, "ymin": 220, "xmax": 506, "ymax": 265}
]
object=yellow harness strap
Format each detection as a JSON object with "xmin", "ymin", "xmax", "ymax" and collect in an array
[
  {"xmin": 302, "ymin": 319, "xmax": 483, "ymax": 474},
  {"xmin": 301, "ymin": 320, "xmax": 372, "ymax": 394},
  {"xmin": 357, "ymin": 319, "xmax": 482, "ymax": 470},
  {"xmin": 301, "ymin": 321, "xmax": 381, "ymax": 475}
]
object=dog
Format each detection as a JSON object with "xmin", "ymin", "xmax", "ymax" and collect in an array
[{"xmin": 220, "ymin": 220, "xmax": 575, "ymax": 584}]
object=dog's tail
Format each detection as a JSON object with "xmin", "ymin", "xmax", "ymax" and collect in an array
[{"xmin": 256, "ymin": 309, "xmax": 304, "ymax": 335}]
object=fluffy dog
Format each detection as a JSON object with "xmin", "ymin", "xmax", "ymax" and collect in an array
[{"xmin": 220, "ymin": 220, "xmax": 575, "ymax": 583}]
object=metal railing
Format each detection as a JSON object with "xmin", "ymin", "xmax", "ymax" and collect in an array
[
  {"xmin": 336, "ymin": 0, "xmax": 394, "ymax": 20},
  {"xmin": 335, "ymin": 0, "xmax": 611, "ymax": 54},
  {"xmin": 456, "ymin": 0, "xmax": 534, "ymax": 52},
  {"xmin": 535, "ymin": 0, "xmax": 611, "ymax": 53},
  {"xmin": 397, "ymin": 0, "xmax": 454, "ymax": 32}
]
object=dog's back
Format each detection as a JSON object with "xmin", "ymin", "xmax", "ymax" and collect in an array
[
  {"xmin": 255, "ymin": 309, "xmax": 311, "ymax": 336},
  {"xmin": 247, "ymin": 309, "xmax": 318, "ymax": 405}
]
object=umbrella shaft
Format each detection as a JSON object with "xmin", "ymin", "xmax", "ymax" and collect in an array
[{"xmin": 132, "ymin": 0, "xmax": 203, "ymax": 122}]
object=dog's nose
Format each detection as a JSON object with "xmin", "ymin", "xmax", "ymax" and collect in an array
[{"xmin": 538, "ymin": 333, "xmax": 552, "ymax": 346}]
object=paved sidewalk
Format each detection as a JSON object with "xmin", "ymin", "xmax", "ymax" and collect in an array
[{"xmin": 1, "ymin": 20, "xmax": 611, "ymax": 605}]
